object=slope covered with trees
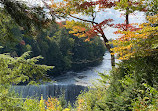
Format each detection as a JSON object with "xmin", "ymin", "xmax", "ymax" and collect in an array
[{"xmin": 0, "ymin": 7, "xmax": 105, "ymax": 76}]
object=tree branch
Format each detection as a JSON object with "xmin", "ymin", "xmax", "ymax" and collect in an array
[{"xmin": 68, "ymin": 14, "xmax": 98, "ymax": 24}]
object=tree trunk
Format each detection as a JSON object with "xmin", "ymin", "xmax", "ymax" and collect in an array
[
  {"xmin": 125, "ymin": 11, "xmax": 129, "ymax": 31},
  {"xmin": 125, "ymin": 0, "xmax": 129, "ymax": 31},
  {"xmin": 101, "ymin": 33, "xmax": 115, "ymax": 67},
  {"xmin": 96, "ymin": 26, "xmax": 115, "ymax": 67}
]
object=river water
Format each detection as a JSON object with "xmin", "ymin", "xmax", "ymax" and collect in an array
[
  {"xmin": 53, "ymin": 52, "xmax": 112, "ymax": 86},
  {"xmin": 13, "ymin": 52, "xmax": 115, "ymax": 103}
]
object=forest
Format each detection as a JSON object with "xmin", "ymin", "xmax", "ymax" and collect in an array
[
  {"xmin": 0, "ymin": 10, "xmax": 105, "ymax": 76},
  {"xmin": 0, "ymin": 0, "xmax": 158, "ymax": 111}
]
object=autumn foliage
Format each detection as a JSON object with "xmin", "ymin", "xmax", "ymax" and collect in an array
[
  {"xmin": 46, "ymin": 0, "xmax": 156, "ymax": 66},
  {"xmin": 39, "ymin": 96, "xmax": 71, "ymax": 111},
  {"xmin": 64, "ymin": 19, "xmax": 113, "ymax": 41},
  {"xmin": 80, "ymin": 0, "xmax": 115, "ymax": 9},
  {"xmin": 111, "ymin": 14, "xmax": 158, "ymax": 60}
]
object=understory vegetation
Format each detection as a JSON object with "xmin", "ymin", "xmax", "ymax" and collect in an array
[{"xmin": 75, "ymin": 53, "xmax": 158, "ymax": 111}]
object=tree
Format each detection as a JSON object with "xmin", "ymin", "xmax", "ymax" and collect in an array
[
  {"xmin": 44, "ymin": 0, "xmax": 154, "ymax": 67},
  {"xmin": 0, "ymin": 8, "xmax": 21, "ymax": 47},
  {"xmin": 112, "ymin": 13, "xmax": 158, "ymax": 60},
  {"xmin": 111, "ymin": 0, "xmax": 158, "ymax": 60},
  {"xmin": 44, "ymin": 0, "xmax": 116, "ymax": 66},
  {"xmin": 73, "ymin": 10, "xmax": 158, "ymax": 110},
  {"xmin": 0, "ymin": 51, "xmax": 54, "ymax": 110},
  {"xmin": 0, "ymin": 0, "xmax": 54, "ymax": 36},
  {"xmin": 0, "ymin": 51, "xmax": 54, "ymax": 85}
]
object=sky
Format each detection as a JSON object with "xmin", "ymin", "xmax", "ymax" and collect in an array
[
  {"xmin": 94, "ymin": 8, "xmax": 146, "ymax": 39},
  {"xmin": 20, "ymin": 0, "xmax": 146, "ymax": 39}
]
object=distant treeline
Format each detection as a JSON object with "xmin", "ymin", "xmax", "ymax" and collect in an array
[{"xmin": 0, "ymin": 22, "xmax": 106, "ymax": 76}]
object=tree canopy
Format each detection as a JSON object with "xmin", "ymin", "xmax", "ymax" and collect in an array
[
  {"xmin": 0, "ymin": 0, "xmax": 54, "ymax": 35},
  {"xmin": 112, "ymin": 13, "xmax": 158, "ymax": 60},
  {"xmin": 45, "ymin": 0, "xmax": 157, "ymax": 66},
  {"xmin": 45, "ymin": 0, "xmax": 116, "ymax": 66}
]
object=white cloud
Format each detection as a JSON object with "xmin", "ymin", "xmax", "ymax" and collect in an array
[{"xmin": 129, "ymin": 11, "xmax": 146, "ymax": 23}]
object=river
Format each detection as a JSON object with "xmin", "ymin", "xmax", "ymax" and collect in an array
[
  {"xmin": 13, "ymin": 52, "xmax": 116, "ymax": 103},
  {"xmin": 53, "ymin": 52, "xmax": 112, "ymax": 86}
]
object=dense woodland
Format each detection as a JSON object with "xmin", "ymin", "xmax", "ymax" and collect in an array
[
  {"xmin": 0, "ymin": 0, "xmax": 158, "ymax": 111},
  {"xmin": 0, "ymin": 9, "xmax": 105, "ymax": 76}
]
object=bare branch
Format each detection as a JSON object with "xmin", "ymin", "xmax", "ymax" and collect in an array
[{"xmin": 69, "ymin": 14, "xmax": 98, "ymax": 24}]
